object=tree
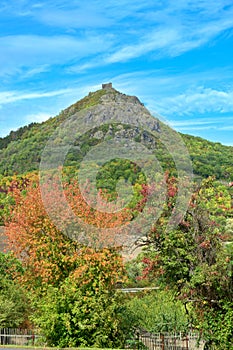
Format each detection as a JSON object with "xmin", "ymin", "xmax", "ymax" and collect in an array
[
  {"xmin": 0, "ymin": 252, "xmax": 29, "ymax": 327},
  {"xmin": 126, "ymin": 290, "xmax": 189, "ymax": 333},
  {"xmin": 30, "ymin": 248, "xmax": 132, "ymax": 348},
  {"xmin": 4, "ymin": 177, "xmax": 133, "ymax": 347},
  {"xmin": 4, "ymin": 176, "xmax": 131, "ymax": 287},
  {"xmin": 136, "ymin": 177, "xmax": 233, "ymax": 349}
]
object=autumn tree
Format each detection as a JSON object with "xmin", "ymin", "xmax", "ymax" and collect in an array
[
  {"xmin": 4, "ymin": 176, "xmax": 134, "ymax": 347},
  {"xmin": 135, "ymin": 177, "xmax": 233, "ymax": 349}
]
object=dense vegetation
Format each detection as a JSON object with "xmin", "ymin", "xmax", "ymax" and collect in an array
[
  {"xmin": 0, "ymin": 252, "xmax": 29, "ymax": 328},
  {"xmin": 0, "ymin": 87, "xmax": 232, "ymax": 349},
  {"xmin": 0, "ymin": 87, "xmax": 232, "ymax": 181},
  {"xmin": 0, "ymin": 172, "xmax": 232, "ymax": 348},
  {"xmin": 181, "ymin": 133, "xmax": 233, "ymax": 180}
]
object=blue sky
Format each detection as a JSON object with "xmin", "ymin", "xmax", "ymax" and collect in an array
[{"xmin": 0, "ymin": 0, "xmax": 233, "ymax": 146}]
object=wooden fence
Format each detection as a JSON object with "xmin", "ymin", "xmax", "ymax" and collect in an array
[
  {"xmin": 0, "ymin": 328, "xmax": 41, "ymax": 346},
  {"xmin": 0, "ymin": 328, "xmax": 205, "ymax": 349},
  {"xmin": 136, "ymin": 331, "xmax": 205, "ymax": 350}
]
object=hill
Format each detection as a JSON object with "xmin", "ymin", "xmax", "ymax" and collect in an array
[{"xmin": 0, "ymin": 83, "xmax": 232, "ymax": 181}]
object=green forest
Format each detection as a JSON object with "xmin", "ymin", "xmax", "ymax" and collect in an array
[{"xmin": 0, "ymin": 87, "xmax": 232, "ymax": 349}]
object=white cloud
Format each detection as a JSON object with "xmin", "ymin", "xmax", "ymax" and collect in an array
[
  {"xmin": 1, "ymin": 0, "xmax": 233, "ymax": 82},
  {"xmin": 177, "ymin": 126, "xmax": 218, "ymax": 131},
  {"xmin": 0, "ymin": 127, "xmax": 12, "ymax": 138},
  {"xmin": 220, "ymin": 125, "xmax": 233, "ymax": 130},
  {"xmin": 24, "ymin": 112, "xmax": 53, "ymax": 123},
  {"xmin": 170, "ymin": 118, "xmax": 224, "ymax": 127},
  {"xmin": 106, "ymin": 29, "xmax": 179, "ymax": 63},
  {"xmin": 107, "ymin": 68, "xmax": 233, "ymax": 109},
  {"xmin": 0, "ymin": 82, "xmax": 105, "ymax": 109},
  {"xmin": 67, "ymin": 61, "xmax": 102, "ymax": 73},
  {"xmin": 153, "ymin": 88, "xmax": 233, "ymax": 116},
  {"xmin": 2, "ymin": 1, "xmax": 233, "ymax": 72},
  {"xmin": 0, "ymin": 88, "xmax": 74, "ymax": 106},
  {"xmin": 37, "ymin": 8, "xmax": 113, "ymax": 29},
  {"xmin": 5, "ymin": 0, "xmax": 158, "ymax": 29},
  {"xmin": 22, "ymin": 65, "xmax": 50, "ymax": 78},
  {"xmin": 222, "ymin": 142, "xmax": 233, "ymax": 146},
  {"xmin": 0, "ymin": 34, "xmax": 113, "ymax": 76},
  {"xmin": 105, "ymin": 13, "xmax": 233, "ymax": 63}
]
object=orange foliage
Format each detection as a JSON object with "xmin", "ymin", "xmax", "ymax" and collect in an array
[{"xmin": 4, "ymin": 177, "xmax": 127, "ymax": 289}]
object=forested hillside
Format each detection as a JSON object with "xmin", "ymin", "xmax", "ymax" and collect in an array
[
  {"xmin": 182, "ymin": 133, "xmax": 233, "ymax": 180},
  {"xmin": 0, "ymin": 86, "xmax": 232, "ymax": 181}
]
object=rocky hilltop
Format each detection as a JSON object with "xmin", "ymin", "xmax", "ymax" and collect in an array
[
  {"xmin": 0, "ymin": 83, "xmax": 232, "ymax": 180},
  {"xmin": 0, "ymin": 83, "xmax": 160, "ymax": 175}
]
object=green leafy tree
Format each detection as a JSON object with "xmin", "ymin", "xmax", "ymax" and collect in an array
[
  {"xmin": 137, "ymin": 177, "xmax": 233, "ymax": 349},
  {"xmin": 126, "ymin": 290, "xmax": 189, "ymax": 333},
  {"xmin": 0, "ymin": 252, "xmax": 29, "ymax": 327},
  {"xmin": 31, "ymin": 248, "xmax": 133, "ymax": 348}
]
